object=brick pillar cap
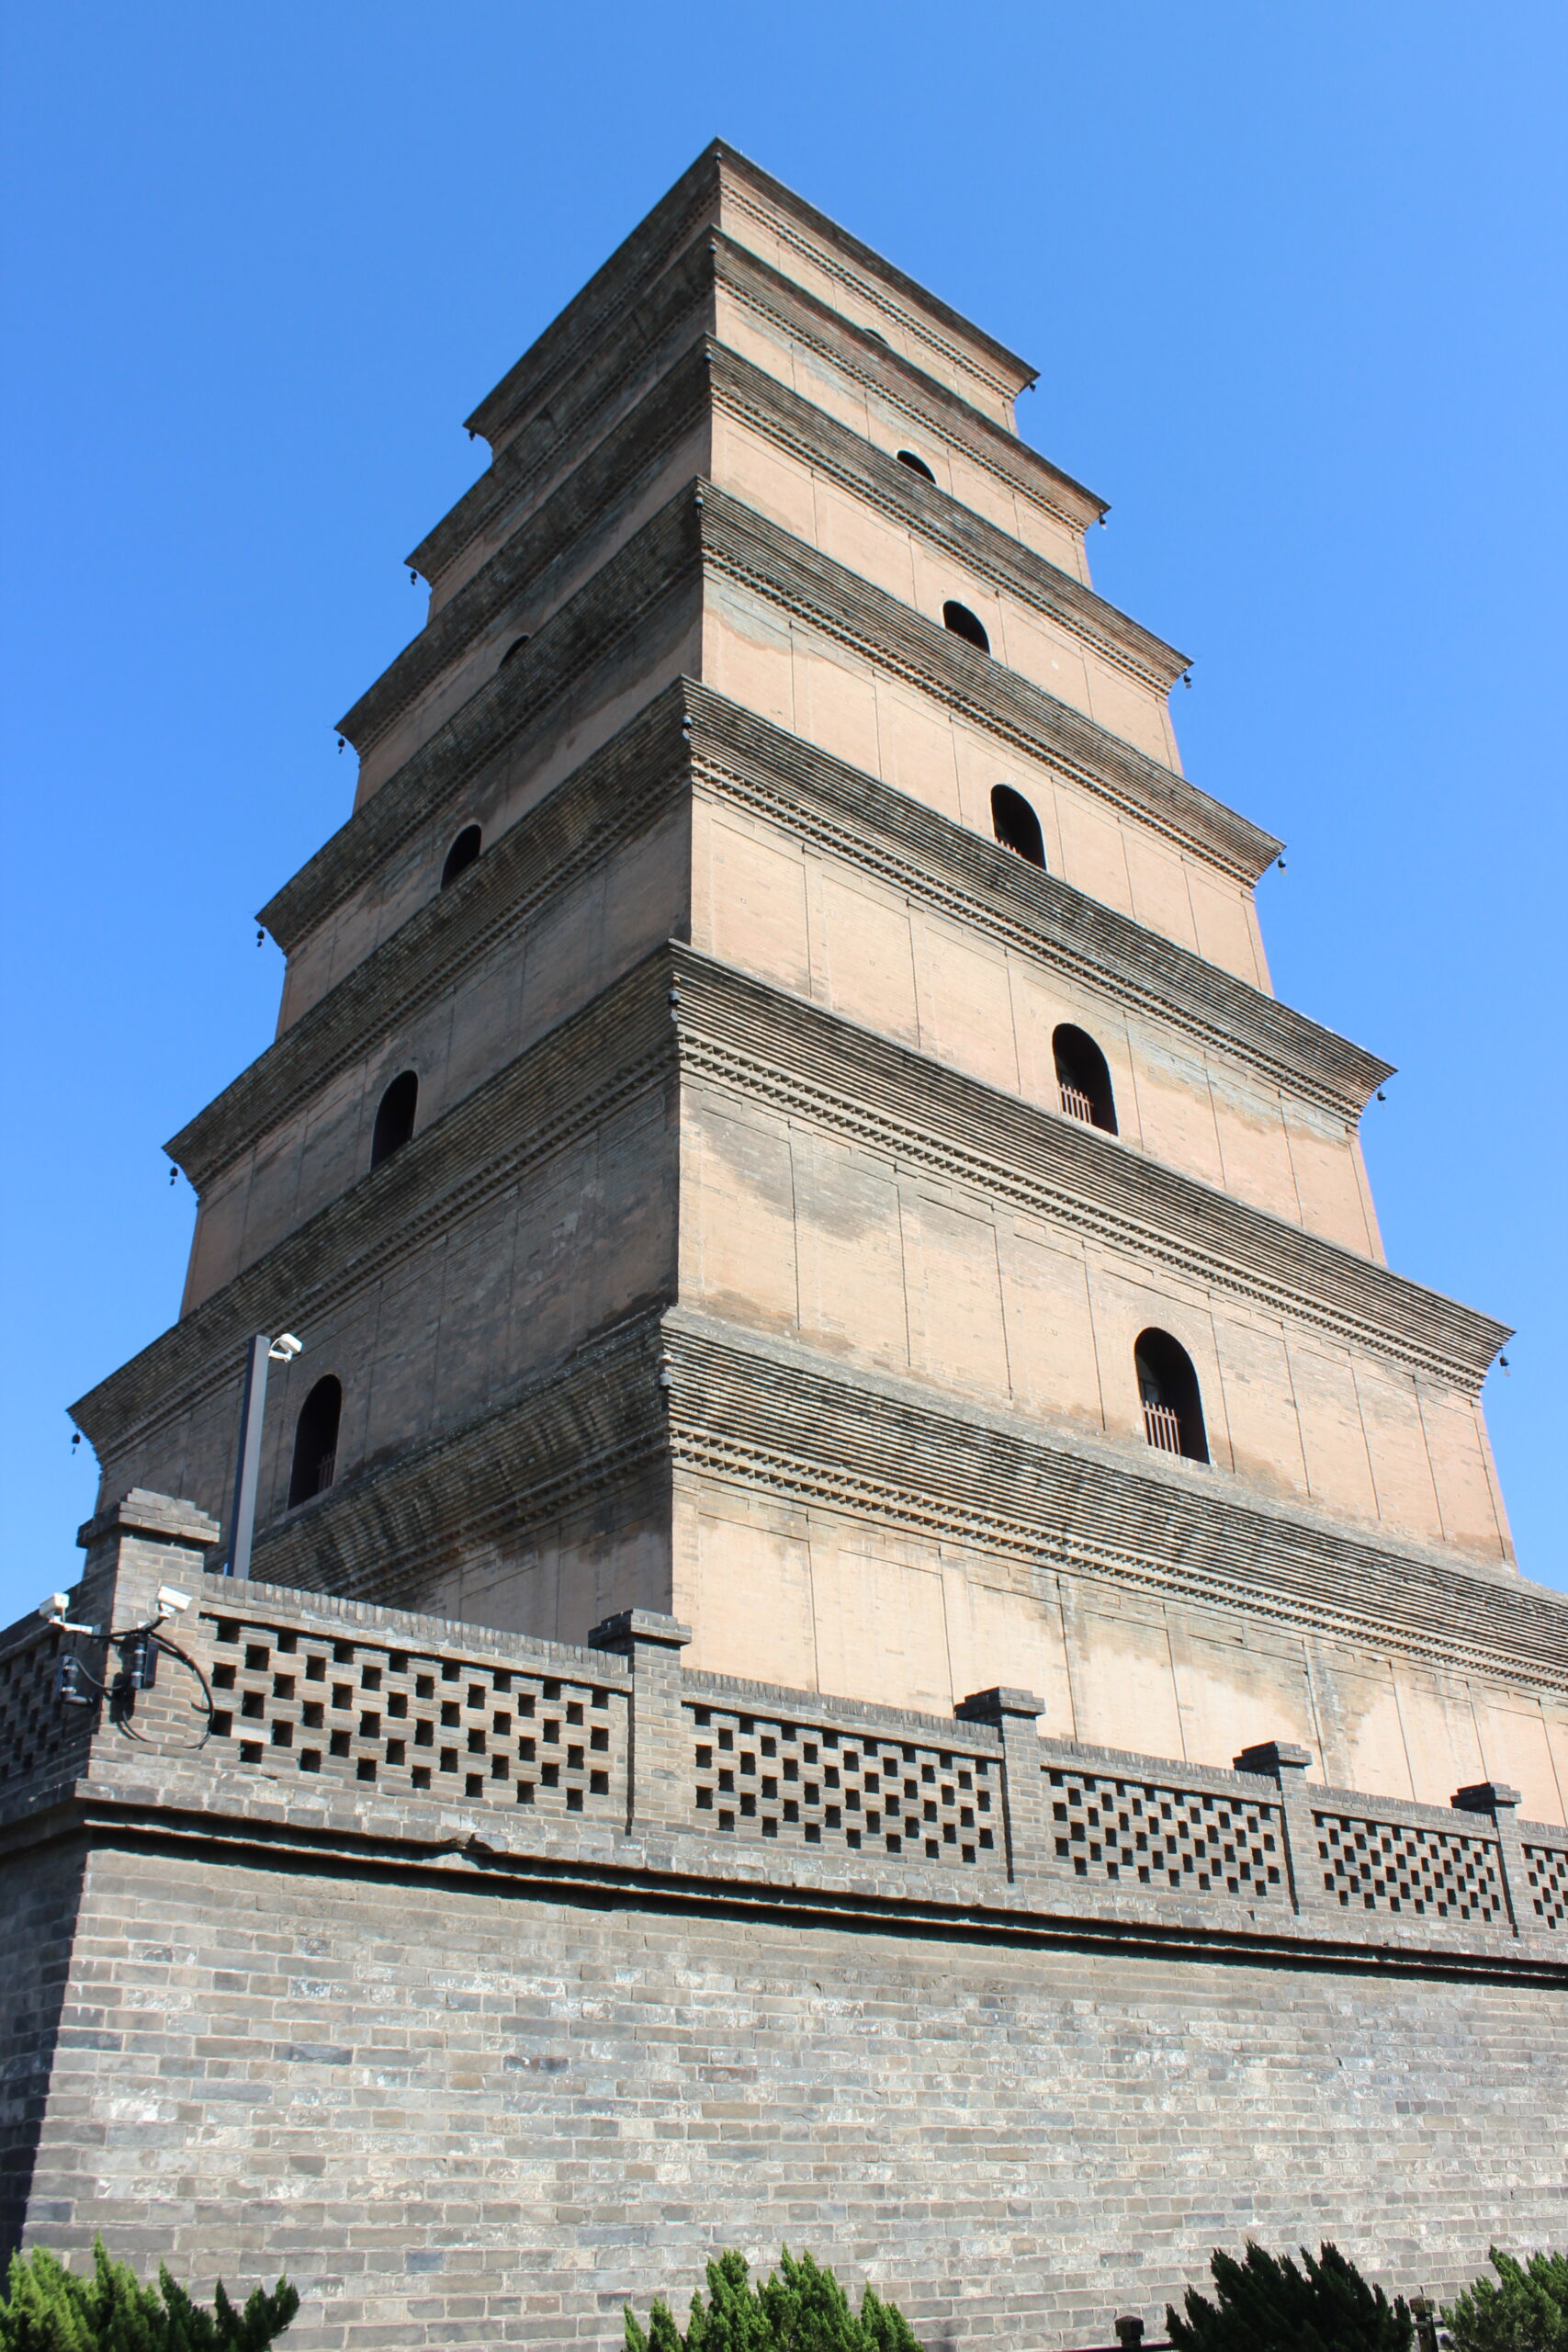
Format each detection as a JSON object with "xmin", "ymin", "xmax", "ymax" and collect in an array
[
  {"xmin": 588, "ymin": 1608, "xmax": 694, "ymax": 1655},
  {"xmin": 1234, "ymin": 1739, "xmax": 1314, "ymax": 1777},
  {"xmin": 1452, "ymin": 1780, "xmax": 1522, "ymax": 1813},
  {"xmin": 77, "ymin": 1488, "xmax": 223, "ymax": 1552},
  {"xmin": 956, "ymin": 1686, "xmax": 1044, "ymax": 1724}
]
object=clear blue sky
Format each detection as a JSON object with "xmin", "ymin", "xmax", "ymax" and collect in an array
[{"xmin": 2, "ymin": 3, "xmax": 1563, "ymax": 1626}]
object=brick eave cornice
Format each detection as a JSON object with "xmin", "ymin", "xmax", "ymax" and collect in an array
[
  {"xmin": 344, "ymin": 339, "xmax": 716, "ymax": 754},
  {"xmin": 695, "ymin": 483, "xmax": 1280, "ymax": 882},
  {"xmin": 667, "ymin": 943, "xmax": 1508, "ymax": 1389},
  {"xmin": 707, "ymin": 345, "xmax": 1183, "ymax": 687},
  {"xmin": 86, "ymin": 936, "xmax": 1487, "ymax": 1485},
  {"xmin": 268, "ymin": 478, "xmax": 1260, "ymax": 962},
  {"xmin": 682, "ymin": 682, "xmax": 1386, "ymax": 1117},
  {"xmin": 706, "ymin": 232, "xmax": 1100, "ymax": 525},
  {"xmin": 463, "ymin": 141, "xmax": 1036, "ymax": 458},
  {"xmin": 354, "ymin": 337, "xmax": 1168, "ymax": 766},
  {"xmin": 658, "ymin": 1310, "xmax": 1565, "ymax": 1693},
  {"xmin": 174, "ymin": 676, "xmax": 1376, "ymax": 1203},
  {"xmin": 175, "ymin": 688, "xmax": 694, "ymax": 1187},
  {"xmin": 75, "ymin": 954, "xmax": 683, "ymax": 1456},
  {"xmin": 260, "ymin": 489, "xmax": 705, "ymax": 954},
  {"xmin": 415, "ymin": 224, "xmax": 1097, "ymax": 599},
  {"xmin": 708, "ymin": 141, "xmax": 1037, "ymax": 394}
]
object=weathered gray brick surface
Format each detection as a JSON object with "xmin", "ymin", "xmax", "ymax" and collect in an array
[{"xmin": 15, "ymin": 1844, "xmax": 1566, "ymax": 2351}]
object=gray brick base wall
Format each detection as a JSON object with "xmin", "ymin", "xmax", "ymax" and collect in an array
[
  {"xmin": 6, "ymin": 1508, "xmax": 1564, "ymax": 2349},
  {"xmin": 16, "ymin": 1842, "xmax": 1567, "ymax": 2352}
]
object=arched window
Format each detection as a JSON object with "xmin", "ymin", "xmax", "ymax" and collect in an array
[
  {"xmin": 500, "ymin": 634, "xmax": 530, "ymax": 665},
  {"xmin": 288, "ymin": 1375, "xmax": 342, "ymax": 1507},
  {"xmin": 1053, "ymin": 1024, "xmax": 1117, "ymax": 1135},
  {"xmin": 440, "ymin": 825, "xmax": 482, "ymax": 888},
  {"xmin": 370, "ymin": 1071, "xmax": 418, "ymax": 1169},
  {"xmin": 897, "ymin": 449, "xmax": 935, "ymax": 482},
  {"xmin": 1134, "ymin": 1330, "xmax": 1209, "ymax": 1464},
  {"xmin": 942, "ymin": 600, "xmax": 990, "ymax": 653},
  {"xmin": 991, "ymin": 785, "xmax": 1045, "ymax": 867}
]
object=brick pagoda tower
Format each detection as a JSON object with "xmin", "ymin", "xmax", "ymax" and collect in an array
[
  {"xmin": 9, "ymin": 146, "xmax": 1563, "ymax": 2348},
  {"xmin": 72, "ymin": 141, "xmax": 1558, "ymax": 1815}
]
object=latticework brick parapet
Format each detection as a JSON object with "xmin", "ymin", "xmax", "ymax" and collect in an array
[{"xmin": 5, "ymin": 1561, "xmax": 1563, "ymax": 1971}]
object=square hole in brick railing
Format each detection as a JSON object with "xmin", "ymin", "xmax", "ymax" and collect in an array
[
  {"xmin": 215, "ymin": 1620, "xmax": 239, "ymax": 1645},
  {"xmin": 333, "ymin": 1642, "xmax": 353, "ymax": 1665},
  {"xmin": 412, "ymin": 1766, "xmax": 430, "ymax": 1791}
]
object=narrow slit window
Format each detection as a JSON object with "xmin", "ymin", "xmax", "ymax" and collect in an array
[
  {"xmin": 897, "ymin": 450, "xmax": 935, "ymax": 482},
  {"xmin": 942, "ymin": 600, "xmax": 989, "ymax": 653},
  {"xmin": 1052, "ymin": 1024, "xmax": 1117, "ymax": 1135},
  {"xmin": 991, "ymin": 785, "xmax": 1045, "ymax": 867},
  {"xmin": 440, "ymin": 826, "xmax": 482, "ymax": 888},
  {"xmin": 1134, "ymin": 1330, "xmax": 1209, "ymax": 1464},
  {"xmin": 370, "ymin": 1071, "xmax": 418, "ymax": 1169},
  {"xmin": 288, "ymin": 1376, "xmax": 343, "ymax": 1508}
]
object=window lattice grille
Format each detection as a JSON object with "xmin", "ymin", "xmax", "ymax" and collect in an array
[
  {"xmin": 207, "ymin": 1614, "xmax": 626, "ymax": 1818},
  {"xmin": 689, "ymin": 1702, "xmax": 1000, "ymax": 1867},
  {"xmin": 1314, "ymin": 1811, "xmax": 1506, "ymax": 1922},
  {"xmin": 1523, "ymin": 1841, "xmax": 1568, "ymax": 1931},
  {"xmin": 1045, "ymin": 1766, "xmax": 1287, "ymax": 1902}
]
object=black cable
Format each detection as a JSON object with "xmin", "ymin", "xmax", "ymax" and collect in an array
[{"xmin": 108, "ymin": 1627, "xmax": 217, "ymax": 1752}]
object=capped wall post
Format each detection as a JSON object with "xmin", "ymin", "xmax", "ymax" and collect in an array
[
  {"xmin": 1234, "ymin": 1740, "xmax": 1322, "ymax": 1921},
  {"xmin": 1453, "ymin": 1780, "xmax": 1527, "ymax": 1937},
  {"xmin": 956, "ymin": 1688, "xmax": 1048, "ymax": 1883},
  {"xmin": 588, "ymin": 1608, "xmax": 693, "ymax": 1840}
]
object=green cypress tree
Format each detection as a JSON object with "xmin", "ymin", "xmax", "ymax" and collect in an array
[
  {"xmin": 1441, "ymin": 2249, "xmax": 1568, "ymax": 2352},
  {"xmin": 0, "ymin": 2239, "xmax": 298, "ymax": 2351},
  {"xmin": 625, "ymin": 2248, "xmax": 920, "ymax": 2352},
  {"xmin": 1166, "ymin": 2239, "xmax": 1413, "ymax": 2352}
]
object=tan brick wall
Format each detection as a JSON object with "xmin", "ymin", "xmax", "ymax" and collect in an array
[{"xmin": 671, "ymin": 1474, "xmax": 1566, "ymax": 1822}]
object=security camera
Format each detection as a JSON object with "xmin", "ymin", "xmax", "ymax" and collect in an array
[
  {"xmin": 39, "ymin": 1593, "xmax": 99, "ymax": 1635},
  {"xmin": 268, "ymin": 1332, "xmax": 304, "ymax": 1363},
  {"xmin": 155, "ymin": 1585, "xmax": 192, "ymax": 1615}
]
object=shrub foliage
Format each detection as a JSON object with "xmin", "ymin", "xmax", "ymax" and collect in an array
[
  {"xmin": 625, "ymin": 2248, "xmax": 920, "ymax": 2352},
  {"xmin": 1442, "ymin": 2248, "xmax": 1568, "ymax": 2352},
  {"xmin": 1165, "ymin": 2239, "xmax": 1413, "ymax": 2352},
  {"xmin": 0, "ymin": 2238, "xmax": 299, "ymax": 2350}
]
